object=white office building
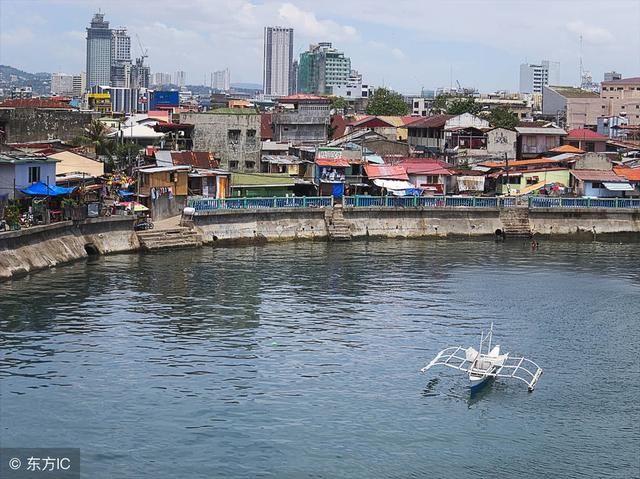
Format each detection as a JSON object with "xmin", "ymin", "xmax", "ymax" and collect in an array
[
  {"xmin": 174, "ymin": 71, "xmax": 186, "ymax": 88},
  {"xmin": 213, "ymin": 69, "xmax": 231, "ymax": 91},
  {"xmin": 51, "ymin": 73, "xmax": 75, "ymax": 96},
  {"xmin": 519, "ymin": 60, "xmax": 560, "ymax": 94},
  {"xmin": 263, "ymin": 26, "xmax": 294, "ymax": 97}
]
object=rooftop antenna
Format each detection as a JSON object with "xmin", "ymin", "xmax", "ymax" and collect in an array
[{"xmin": 579, "ymin": 35, "xmax": 583, "ymax": 88}]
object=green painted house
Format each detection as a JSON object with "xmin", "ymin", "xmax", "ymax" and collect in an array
[{"xmin": 230, "ymin": 173, "xmax": 295, "ymax": 197}]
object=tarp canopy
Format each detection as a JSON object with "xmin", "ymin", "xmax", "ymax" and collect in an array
[
  {"xmin": 373, "ymin": 179, "xmax": 419, "ymax": 195},
  {"xmin": 20, "ymin": 182, "xmax": 76, "ymax": 196},
  {"xmin": 118, "ymin": 190, "xmax": 135, "ymax": 198},
  {"xmin": 603, "ymin": 182, "xmax": 634, "ymax": 191}
]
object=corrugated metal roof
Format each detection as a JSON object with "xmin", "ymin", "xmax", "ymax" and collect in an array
[
  {"xmin": 515, "ymin": 127, "xmax": 567, "ymax": 135},
  {"xmin": 315, "ymin": 158, "xmax": 350, "ymax": 167},
  {"xmin": 570, "ymin": 169, "xmax": 625, "ymax": 182},
  {"xmin": 613, "ymin": 167, "xmax": 640, "ymax": 181},
  {"xmin": 406, "ymin": 114, "xmax": 454, "ymax": 129},
  {"xmin": 363, "ymin": 164, "xmax": 409, "ymax": 180},
  {"xmin": 566, "ymin": 129, "xmax": 607, "ymax": 140}
]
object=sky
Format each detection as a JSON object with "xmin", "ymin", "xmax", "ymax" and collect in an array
[{"xmin": 1, "ymin": 0, "xmax": 639, "ymax": 94}]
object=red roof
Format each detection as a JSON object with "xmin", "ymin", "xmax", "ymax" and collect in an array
[
  {"xmin": 363, "ymin": 164, "xmax": 409, "ymax": 180},
  {"xmin": 400, "ymin": 116, "xmax": 423, "ymax": 125},
  {"xmin": 349, "ymin": 116, "xmax": 395, "ymax": 128},
  {"xmin": 331, "ymin": 114, "xmax": 347, "ymax": 139},
  {"xmin": 570, "ymin": 169, "xmax": 626, "ymax": 182},
  {"xmin": 613, "ymin": 167, "xmax": 640, "ymax": 182},
  {"xmin": 260, "ymin": 113, "xmax": 273, "ymax": 140},
  {"xmin": 566, "ymin": 129, "xmax": 607, "ymax": 140},
  {"xmin": 405, "ymin": 114, "xmax": 454, "ymax": 129},
  {"xmin": 171, "ymin": 151, "xmax": 219, "ymax": 169},
  {"xmin": 315, "ymin": 158, "xmax": 350, "ymax": 168},
  {"xmin": 277, "ymin": 94, "xmax": 330, "ymax": 104},
  {"xmin": 386, "ymin": 157, "xmax": 452, "ymax": 176},
  {"xmin": 0, "ymin": 98, "xmax": 73, "ymax": 109}
]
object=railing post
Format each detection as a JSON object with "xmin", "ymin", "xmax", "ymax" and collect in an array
[
  {"xmin": 615, "ymin": 197, "xmax": 619, "ymax": 208},
  {"xmin": 472, "ymin": 197, "xmax": 477, "ymax": 207},
  {"xmin": 303, "ymin": 197, "xmax": 307, "ymax": 208},
  {"xmin": 587, "ymin": 197, "xmax": 591, "ymax": 208}
]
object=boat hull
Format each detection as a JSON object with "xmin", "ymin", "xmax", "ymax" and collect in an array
[{"xmin": 469, "ymin": 375, "xmax": 493, "ymax": 392}]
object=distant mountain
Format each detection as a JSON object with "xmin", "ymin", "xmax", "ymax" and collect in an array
[
  {"xmin": 231, "ymin": 82, "xmax": 262, "ymax": 91},
  {"xmin": 0, "ymin": 65, "xmax": 51, "ymax": 95}
]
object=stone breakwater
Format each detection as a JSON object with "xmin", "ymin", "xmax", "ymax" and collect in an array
[
  {"xmin": 0, "ymin": 217, "xmax": 139, "ymax": 281},
  {"xmin": 1, "ymin": 207, "xmax": 639, "ymax": 282}
]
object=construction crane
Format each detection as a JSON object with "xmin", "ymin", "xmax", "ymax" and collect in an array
[
  {"xmin": 456, "ymin": 80, "xmax": 462, "ymax": 92},
  {"xmin": 136, "ymin": 33, "xmax": 148, "ymax": 60}
]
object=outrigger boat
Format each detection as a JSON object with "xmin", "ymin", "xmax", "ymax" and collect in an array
[{"xmin": 421, "ymin": 324, "xmax": 543, "ymax": 392}]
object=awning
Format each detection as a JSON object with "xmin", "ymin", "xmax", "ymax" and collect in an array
[
  {"xmin": 373, "ymin": 179, "xmax": 419, "ymax": 195},
  {"xmin": 603, "ymin": 182, "xmax": 634, "ymax": 191},
  {"xmin": 316, "ymin": 158, "xmax": 350, "ymax": 168},
  {"xmin": 20, "ymin": 182, "xmax": 76, "ymax": 196}
]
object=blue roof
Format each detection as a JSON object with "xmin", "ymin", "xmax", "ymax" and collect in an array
[{"xmin": 20, "ymin": 182, "xmax": 76, "ymax": 196}]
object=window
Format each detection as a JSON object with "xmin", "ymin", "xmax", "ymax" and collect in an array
[
  {"xmin": 585, "ymin": 142, "xmax": 595, "ymax": 152},
  {"xmin": 245, "ymin": 161, "xmax": 256, "ymax": 169},
  {"xmin": 28, "ymin": 166, "xmax": 40, "ymax": 183},
  {"xmin": 592, "ymin": 182, "xmax": 604, "ymax": 189},
  {"xmin": 228, "ymin": 129, "xmax": 240, "ymax": 142},
  {"xmin": 526, "ymin": 176, "xmax": 540, "ymax": 185},
  {"xmin": 229, "ymin": 160, "xmax": 239, "ymax": 169}
]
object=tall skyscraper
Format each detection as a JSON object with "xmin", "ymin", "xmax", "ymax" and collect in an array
[
  {"xmin": 86, "ymin": 12, "xmax": 112, "ymax": 89},
  {"xmin": 263, "ymin": 26, "xmax": 294, "ymax": 97},
  {"xmin": 111, "ymin": 28, "xmax": 132, "ymax": 87},
  {"xmin": 174, "ymin": 71, "xmax": 186, "ymax": 88},
  {"xmin": 213, "ymin": 69, "xmax": 231, "ymax": 91},
  {"xmin": 72, "ymin": 73, "xmax": 86, "ymax": 97},
  {"xmin": 519, "ymin": 60, "xmax": 560, "ymax": 94},
  {"xmin": 297, "ymin": 42, "xmax": 351, "ymax": 95}
]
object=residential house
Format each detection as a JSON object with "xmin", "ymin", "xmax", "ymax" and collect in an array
[
  {"xmin": 154, "ymin": 150, "xmax": 229, "ymax": 199},
  {"xmin": 230, "ymin": 173, "xmax": 295, "ymax": 197},
  {"xmin": 613, "ymin": 167, "xmax": 640, "ymax": 196},
  {"xmin": 138, "ymin": 165, "xmax": 190, "ymax": 219},
  {"xmin": 346, "ymin": 116, "xmax": 398, "ymax": 140},
  {"xmin": 570, "ymin": 169, "xmax": 633, "ymax": 197},
  {"xmin": 542, "ymin": 86, "xmax": 603, "ymax": 130},
  {"xmin": 407, "ymin": 113, "xmax": 490, "ymax": 158},
  {"xmin": 48, "ymin": 150, "xmax": 104, "ymax": 184},
  {"xmin": 564, "ymin": 129, "xmax": 608, "ymax": 153},
  {"xmin": 0, "ymin": 152, "xmax": 58, "ymax": 199},
  {"xmin": 486, "ymin": 128, "xmax": 517, "ymax": 160},
  {"xmin": 315, "ymin": 147, "xmax": 350, "ymax": 197},
  {"xmin": 406, "ymin": 114, "xmax": 452, "ymax": 154},
  {"xmin": 328, "ymin": 129, "xmax": 410, "ymax": 157},
  {"xmin": 180, "ymin": 109, "xmax": 261, "ymax": 172},
  {"xmin": 391, "ymin": 157, "xmax": 453, "ymax": 195},
  {"xmin": 481, "ymin": 156, "xmax": 575, "ymax": 196},
  {"xmin": 271, "ymin": 94, "xmax": 331, "ymax": 144},
  {"xmin": 515, "ymin": 123, "xmax": 567, "ymax": 158},
  {"xmin": 363, "ymin": 163, "xmax": 412, "ymax": 195}
]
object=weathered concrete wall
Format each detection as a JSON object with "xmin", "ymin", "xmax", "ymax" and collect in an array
[
  {"xmin": 530, "ymin": 208, "xmax": 640, "ymax": 236},
  {"xmin": 195, "ymin": 208, "xmax": 327, "ymax": 244},
  {"xmin": 180, "ymin": 112, "xmax": 261, "ymax": 172},
  {"xmin": 0, "ymin": 217, "xmax": 138, "ymax": 281},
  {"xmin": 0, "ymin": 108, "xmax": 99, "ymax": 143},
  {"xmin": 343, "ymin": 207, "xmax": 503, "ymax": 238}
]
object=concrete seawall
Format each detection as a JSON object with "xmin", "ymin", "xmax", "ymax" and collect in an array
[
  {"xmin": 0, "ymin": 217, "xmax": 139, "ymax": 281},
  {"xmin": 194, "ymin": 206, "xmax": 640, "ymax": 243},
  {"xmin": 2, "ymin": 207, "xmax": 638, "ymax": 282}
]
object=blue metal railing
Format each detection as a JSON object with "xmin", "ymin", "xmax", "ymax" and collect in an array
[
  {"xmin": 528, "ymin": 197, "xmax": 640, "ymax": 209},
  {"xmin": 188, "ymin": 196, "xmax": 333, "ymax": 212},
  {"xmin": 188, "ymin": 195, "xmax": 640, "ymax": 213}
]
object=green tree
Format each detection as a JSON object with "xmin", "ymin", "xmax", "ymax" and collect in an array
[
  {"xmin": 115, "ymin": 143, "xmax": 142, "ymax": 172},
  {"xmin": 446, "ymin": 96, "xmax": 481, "ymax": 115},
  {"xmin": 330, "ymin": 96, "xmax": 348, "ymax": 115},
  {"xmin": 487, "ymin": 106, "xmax": 519, "ymax": 130},
  {"xmin": 366, "ymin": 88, "xmax": 409, "ymax": 116},
  {"xmin": 78, "ymin": 120, "xmax": 115, "ymax": 157},
  {"xmin": 431, "ymin": 94, "xmax": 451, "ymax": 114}
]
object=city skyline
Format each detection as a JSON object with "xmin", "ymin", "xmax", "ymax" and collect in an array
[{"xmin": 1, "ymin": 0, "xmax": 639, "ymax": 94}]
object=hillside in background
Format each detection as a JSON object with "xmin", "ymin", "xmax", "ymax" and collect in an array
[{"xmin": 0, "ymin": 65, "xmax": 51, "ymax": 95}]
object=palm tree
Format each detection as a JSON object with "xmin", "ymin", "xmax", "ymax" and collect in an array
[{"xmin": 79, "ymin": 120, "xmax": 114, "ymax": 158}]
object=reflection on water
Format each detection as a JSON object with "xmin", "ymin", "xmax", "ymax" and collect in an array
[{"xmin": 1, "ymin": 238, "xmax": 639, "ymax": 479}]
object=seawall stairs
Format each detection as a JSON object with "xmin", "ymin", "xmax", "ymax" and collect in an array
[
  {"xmin": 499, "ymin": 207, "xmax": 532, "ymax": 238},
  {"xmin": 136, "ymin": 227, "xmax": 203, "ymax": 251},
  {"xmin": 324, "ymin": 206, "xmax": 352, "ymax": 241}
]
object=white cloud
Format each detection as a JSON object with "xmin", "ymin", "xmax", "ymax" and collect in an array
[
  {"xmin": 565, "ymin": 20, "xmax": 615, "ymax": 44},
  {"xmin": 278, "ymin": 3, "xmax": 359, "ymax": 42}
]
